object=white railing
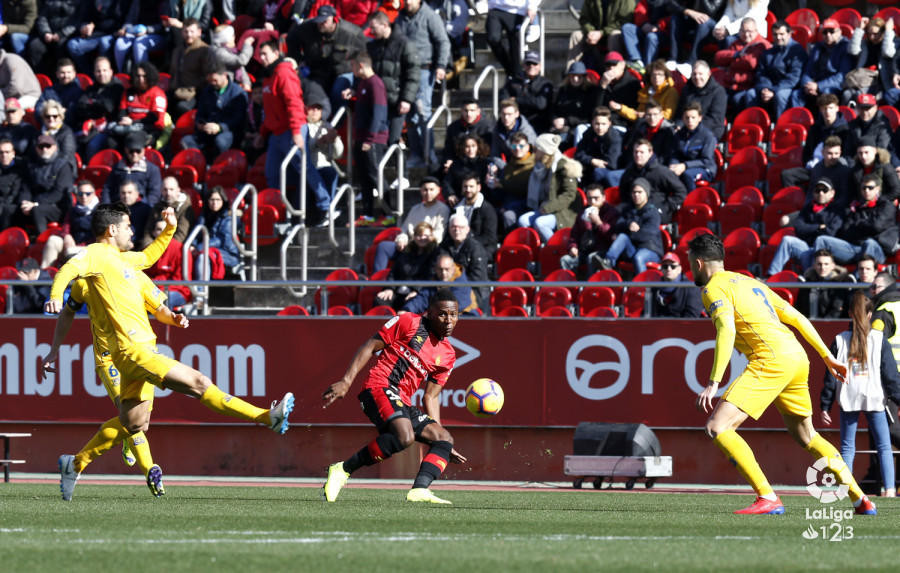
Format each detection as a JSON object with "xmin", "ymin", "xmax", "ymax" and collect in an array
[
  {"xmin": 182, "ymin": 224, "xmax": 210, "ymax": 315},
  {"xmin": 424, "ymin": 90, "xmax": 451, "ymax": 170},
  {"xmin": 279, "ymin": 143, "xmax": 307, "ymax": 221},
  {"xmin": 330, "ymin": 106, "xmax": 352, "ymax": 182},
  {"xmin": 519, "ymin": 9, "xmax": 545, "ymax": 67},
  {"xmin": 472, "ymin": 65, "xmax": 500, "ymax": 119},
  {"xmin": 230, "ymin": 183, "xmax": 258, "ymax": 281},
  {"xmin": 280, "ymin": 223, "xmax": 308, "ymax": 298},
  {"xmin": 328, "ymin": 183, "xmax": 356, "ymax": 256},
  {"xmin": 377, "ymin": 143, "xmax": 406, "ymax": 218}
]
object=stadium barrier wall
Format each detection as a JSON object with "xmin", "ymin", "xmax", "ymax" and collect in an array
[{"xmin": 0, "ymin": 318, "xmax": 854, "ymax": 485}]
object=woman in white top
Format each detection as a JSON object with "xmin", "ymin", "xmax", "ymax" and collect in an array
[{"xmin": 822, "ymin": 291, "xmax": 900, "ymax": 497}]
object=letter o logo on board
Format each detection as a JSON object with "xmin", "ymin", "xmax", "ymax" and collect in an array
[{"xmin": 566, "ymin": 335, "xmax": 630, "ymax": 400}]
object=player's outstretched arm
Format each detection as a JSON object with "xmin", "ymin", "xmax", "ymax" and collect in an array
[
  {"xmin": 322, "ymin": 336, "xmax": 386, "ymax": 408},
  {"xmin": 122, "ymin": 208, "xmax": 176, "ymax": 269},
  {"xmin": 41, "ymin": 306, "xmax": 76, "ymax": 379},
  {"xmin": 776, "ymin": 300, "xmax": 846, "ymax": 382},
  {"xmin": 45, "ymin": 254, "xmax": 91, "ymax": 313},
  {"xmin": 154, "ymin": 304, "xmax": 190, "ymax": 328}
]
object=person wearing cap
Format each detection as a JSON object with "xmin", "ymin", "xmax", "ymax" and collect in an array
[
  {"xmin": 0, "ymin": 48, "xmax": 40, "ymax": 109},
  {"xmin": 652, "ymin": 252, "xmax": 703, "ymax": 318},
  {"xmin": 490, "ymin": 97, "xmax": 536, "ymax": 159},
  {"xmin": 181, "ymin": 66, "xmax": 248, "ymax": 164},
  {"xmin": 791, "ymin": 18, "xmax": 853, "ymax": 109},
  {"xmin": 101, "ymin": 131, "xmax": 162, "ymax": 206},
  {"xmin": 112, "ymin": 0, "xmax": 168, "ymax": 73},
  {"xmin": 551, "ymin": 61, "xmax": 593, "ymax": 141},
  {"xmin": 812, "ymin": 174, "xmax": 898, "ymax": 267},
  {"xmin": 618, "ymin": 137, "xmax": 687, "ymax": 224},
  {"xmin": 712, "ymin": 17, "xmax": 771, "ymax": 108},
  {"xmin": 846, "ymin": 94, "xmax": 892, "ymax": 154},
  {"xmin": 666, "ymin": 0, "xmax": 726, "ymax": 65},
  {"xmin": 485, "ymin": 0, "xmax": 540, "ymax": 79},
  {"xmin": 766, "ymin": 177, "xmax": 844, "ymax": 277},
  {"xmin": 0, "ymin": 96, "xmax": 36, "ymax": 157},
  {"xmin": 849, "ymin": 136, "xmax": 900, "ymax": 203},
  {"xmin": 518, "ymin": 132, "xmax": 582, "ymax": 243},
  {"xmin": 620, "ymin": 0, "xmax": 669, "ymax": 73},
  {"xmin": 499, "ymin": 50, "xmax": 554, "ymax": 133},
  {"xmin": 674, "ymin": 60, "xmax": 727, "ymax": 140},
  {"xmin": 18, "ymin": 133, "xmax": 73, "ymax": 233},
  {"xmin": 560, "ymin": 182, "xmax": 619, "ymax": 278},
  {"xmin": 597, "ymin": 177, "xmax": 662, "ymax": 274},
  {"xmin": 567, "ymin": 0, "xmax": 634, "ymax": 71},
  {"xmin": 754, "ymin": 20, "xmax": 808, "ymax": 119},
  {"xmin": 575, "ymin": 106, "xmax": 622, "ymax": 188},
  {"xmin": 0, "ymin": 137, "xmax": 25, "ymax": 230},
  {"xmin": 669, "ymin": 101, "xmax": 716, "ymax": 191},
  {"xmin": 593, "ymin": 50, "xmax": 641, "ymax": 128}
]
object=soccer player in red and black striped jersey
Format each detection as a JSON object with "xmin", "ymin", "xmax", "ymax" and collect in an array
[{"xmin": 322, "ymin": 289, "xmax": 467, "ymax": 504}]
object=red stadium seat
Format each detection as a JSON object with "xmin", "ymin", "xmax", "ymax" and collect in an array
[
  {"xmin": 789, "ymin": 24, "xmax": 812, "ymax": 48},
  {"xmin": 723, "ymin": 227, "xmax": 761, "ymax": 271},
  {"xmin": 623, "ymin": 269, "xmax": 662, "ymax": 317},
  {"xmin": 770, "ymin": 186, "xmax": 805, "ymax": 210},
  {"xmin": 874, "ymin": 7, "xmax": 900, "ymax": 28},
  {"xmin": 36, "ymin": 73, "xmax": 52, "ymax": 90},
  {"xmin": 724, "ymin": 163, "xmax": 761, "ymax": 197},
  {"xmin": 158, "ymin": 72, "xmax": 172, "ymax": 92},
  {"xmin": 539, "ymin": 227, "xmax": 571, "ymax": 276},
  {"xmin": 830, "ymin": 8, "xmax": 861, "ymax": 33},
  {"xmin": 365, "ymin": 306, "xmax": 396, "ymax": 316},
  {"xmin": 880, "ymin": 106, "xmax": 900, "ymax": 132},
  {"xmin": 838, "ymin": 105, "xmax": 856, "ymax": 121},
  {"xmin": 247, "ymin": 153, "xmax": 268, "ymax": 190},
  {"xmin": 588, "ymin": 269, "xmax": 623, "ymax": 304},
  {"xmin": 315, "ymin": 268, "xmax": 359, "ymax": 313},
  {"xmin": 758, "ymin": 226, "xmax": 796, "ymax": 271},
  {"xmin": 88, "ymin": 148, "xmax": 122, "ymax": 168},
  {"xmin": 498, "ymin": 268, "xmax": 535, "ymax": 303},
  {"xmin": 144, "ymin": 147, "xmax": 165, "ymax": 170},
  {"xmin": 171, "ymin": 147, "xmax": 206, "ymax": 182},
  {"xmin": 164, "ymin": 165, "xmax": 198, "ymax": 190},
  {"xmin": 732, "ymin": 106, "xmax": 771, "ymax": 141},
  {"xmin": 277, "ymin": 305, "xmax": 309, "ymax": 316},
  {"xmin": 676, "ymin": 203, "xmax": 714, "ymax": 235},
  {"xmin": 187, "ymin": 188, "xmax": 203, "ymax": 218},
  {"xmin": 777, "ymin": 107, "xmax": 814, "ymax": 130},
  {"xmin": 719, "ymin": 187, "xmax": 763, "ymax": 237},
  {"xmin": 0, "ymin": 265, "xmax": 20, "ymax": 310},
  {"xmin": 544, "ymin": 268, "xmax": 578, "ymax": 300},
  {"xmin": 0, "ymin": 227, "xmax": 29, "ymax": 267},
  {"xmin": 26, "ymin": 223, "xmax": 64, "ymax": 263},
  {"xmin": 502, "ymin": 227, "xmax": 541, "ymax": 261},
  {"xmin": 769, "ymin": 124, "xmax": 807, "ymax": 157},
  {"xmin": 79, "ymin": 165, "xmax": 112, "ymax": 189},
  {"xmin": 207, "ymin": 150, "xmax": 249, "ymax": 189},
  {"xmin": 726, "ymin": 124, "xmax": 765, "ymax": 156},
  {"xmin": 604, "ymin": 186, "xmax": 620, "ymax": 205},
  {"xmin": 495, "ymin": 305, "xmax": 529, "ymax": 317},
  {"xmin": 359, "ymin": 268, "xmax": 391, "ymax": 314},
  {"xmin": 496, "ymin": 244, "xmax": 534, "ymax": 276},
  {"xmin": 539, "ymin": 305, "xmax": 574, "ymax": 317},
  {"xmin": 490, "ymin": 286, "xmax": 528, "ymax": 316},
  {"xmin": 585, "ymin": 305, "xmax": 618, "ymax": 317},
  {"xmin": 767, "ymin": 270, "xmax": 801, "ymax": 304},
  {"xmin": 682, "ymin": 186, "xmax": 721, "ymax": 216},
  {"xmin": 785, "ymin": 9, "xmax": 820, "ymax": 36},
  {"xmin": 170, "ymin": 109, "xmax": 197, "ymax": 153},
  {"xmin": 327, "ymin": 305, "xmax": 354, "ymax": 316},
  {"xmin": 76, "ymin": 73, "xmax": 93, "ymax": 89},
  {"xmin": 578, "ymin": 286, "xmax": 616, "ymax": 316}
]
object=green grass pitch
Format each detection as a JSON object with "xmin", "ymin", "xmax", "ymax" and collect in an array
[{"xmin": 1, "ymin": 484, "xmax": 897, "ymax": 572}]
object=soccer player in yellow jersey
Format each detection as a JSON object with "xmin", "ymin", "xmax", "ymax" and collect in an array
[
  {"xmin": 688, "ymin": 233, "xmax": 876, "ymax": 515},
  {"xmin": 42, "ymin": 270, "xmax": 184, "ymax": 499},
  {"xmin": 43, "ymin": 203, "xmax": 294, "ymax": 500}
]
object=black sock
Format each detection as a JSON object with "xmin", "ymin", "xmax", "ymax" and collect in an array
[
  {"xmin": 412, "ymin": 440, "xmax": 452, "ymax": 489},
  {"xmin": 344, "ymin": 433, "xmax": 404, "ymax": 474}
]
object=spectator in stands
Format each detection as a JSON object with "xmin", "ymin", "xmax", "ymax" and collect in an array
[
  {"xmin": 349, "ymin": 50, "xmax": 389, "ymax": 227},
  {"xmin": 110, "ymin": 61, "xmax": 167, "ymax": 149},
  {"xmin": 9, "ymin": 257, "xmax": 51, "ymax": 313},
  {"xmin": 65, "ymin": 0, "xmax": 127, "ymax": 73},
  {"xmin": 620, "ymin": 0, "xmax": 668, "ymax": 72},
  {"xmin": 597, "ymin": 177, "xmax": 662, "ymax": 273},
  {"xmin": 622, "ymin": 99, "xmax": 676, "ymax": 164},
  {"xmin": 442, "ymin": 97, "xmax": 493, "ymax": 169},
  {"xmin": 551, "ymin": 62, "xmax": 593, "ymax": 144},
  {"xmin": 712, "ymin": 17, "xmax": 770, "ymax": 107},
  {"xmin": 575, "ymin": 106, "xmax": 622, "ymax": 188},
  {"xmin": 144, "ymin": 218, "xmax": 191, "ymax": 308},
  {"xmin": 306, "ymin": 97, "xmax": 343, "ymax": 208},
  {"xmin": 313, "ymin": 0, "xmax": 379, "ymax": 29},
  {"xmin": 487, "ymin": 130, "xmax": 535, "ymax": 231},
  {"xmin": 286, "ymin": 4, "xmax": 365, "ymax": 112},
  {"xmin": 140, "ymin": 175, "xmax": 194, "ymax": 248},
  {"xmin": 246, "ymin": 0, "xmax": 294, "ymax": 33},
  {"xmin": 812, "ymin": 174, "xmax": 897, "ymax": 267},
  {"xmin": 35, "ymin": 58, "xmax": 81, "ymax": 125},
  {"xmin": 618, "ymin": 138, "xmax": 687, "ymax": 224},
  {"xmin": 40, "ymin": 179, "xmax": 98, "ymax": 268},
  {"xmin": 363, "ymin": 10, "xmax": 419, "ymax": 149},
  {"xmin": 119, "ymin": 179, "xmax": 151, "ymax": 241},
  {"xmin": 373, "ymin": 176, "xmax": 450, "ymax": 273},
  {"xmin": 801, "ymin": 93, "xmax": 850, "ymax": 166},
  {"xmin": 846, "ymin": 17, "xmax": 897, "ymax": 106},
  {"xmin": 792, "ymin": 18, "xmax": 852, "ymax": 109},
  {"xmin": 567, "ymin": 0, "xmax": 633, "ymax": 71},
  {"xmin": 181, "ymin": 66, "xmax": 248, "ymax": 163},
  {"xmin": 0, "ymin": 0, "xmax": 37, "ymax": 57},
  {"xmin": 455, "ymin": 171, "xmax": 499, "ymax": 257},
  {"xmin": 161, "ymin": 0, "xmax": 212, "ymax": 52},
  {"xmin": 443, "ymin": 134, "xmax": 491, "ymax": 202},
  {"xmin": 796, "ymin": 249, "xmax": 851, "ymax": 319},
  {"xmin": 402, "ymin": 252, "xmax": 480, "ymax": 315},
  {"xmin": 18, "ymin": 134, "xmax": 73, "ymax": 232},
  {"xmin": 622, "ymin": 60, "xmax": 679, "ymax": 124},
  {"xmin": 669, "ymin": 102, "xmax": 717, "ymax": 190},
  {"xmin": 781, "ymin": 136, "xmax": 851, "ymax": 208},
  {"xmin": 192, "ymin": 186, "xmax": 240, "ymax": 278},
  {"xmin": 102, "ymin": 131, "xmax": 162, "ymax": 205},
  {"xmin": 26, "ymin": 0, "xmax": 79, "ymax": 74},
  {"xmin": 850, "ymin": 137, "xmax": 900, "ymax": 203},
  {"xmin": 0, "ymin": 47, "xmax": 39, "ymax": 108},
  {"xmin": 169, "ymin": 18, "xmax": 211, "ymax": 119},
  {"xmin": 73, "ymin": 56, "xmax": 124, "ymax": 160},
  {"xmin": 440, "ymin": 213, "xmax": 490, "ymax": 313},
  {"xmin": 0, "ymin": 137, "xmax": 24, "ymax": 229},
  {"xmin": 518, "ymin": 133, "xmax": 582, "ymax": 243},
  {"xmin": 500, "ymin": 51, "xmax": 554, "ymax": 133},
  {"xmin": 766, "ymin": 177, "xmax": 844, "ymax": 277},
  {"xmin": 593, "ymin": 51, "xmax": 641, "ymax": 128},
  {"xmin": 674, "ymin": 60, "xmax": 727, "ymax": 140},
  {"xmin": 754, "ymin": 20, "xmax": 807, "ymax": 119},
  {"xmin": 667, "ymin": 0, "xmax": 725, "ymax": 65},
  {"xmin": 652, "ymin": 252, "xmax": 704, "ymax": 317},
  {"xmin": 207, "ymin": 24, "xmax": 253, "ymax": 91},
  {"xmin": 376, "ymin": 220, "xmax": 440, "ymax": 311},
  {"xmin": 485, "ymin": 0, "xmax": 537, "ymax": 79},
  {"xmin": 490, "ymin": 98, "xmax": 536, "ymax": 159},
  {"xmin": 846, "ymin": 94, "xmax": 892, "ymax": 154},
  {"xmin": 393, "ymin": 0, "xmax": 450, "ymax": 168},
  {"xmin": 856, "ymin": 255, "xmax": 878, "ymax": 286},
  {"xmin": 560, "ymin": 183, "xmax": 618, "ymax": 278},
  {"xmin": 711, "ymin": 0, "xmax": 768, "ymax": 46},
  {"xmin": 38, "ymin": 99, "xmax": 76, "ymax": 171},
  {"xmin": 113, "ymin": 0, "xmax": 167, "ymax": 74},
  {"xmin": 0, "ymin": 97, "xmax": 36, "ymax": 156}
]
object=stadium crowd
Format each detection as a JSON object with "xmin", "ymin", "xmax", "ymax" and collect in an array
[{"xmin": 1, "ymin": 0, "xmax": 900, "ymax": 319}]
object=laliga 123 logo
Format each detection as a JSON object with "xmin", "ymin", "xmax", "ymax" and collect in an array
[{"xmin": 806, "ymin": 456, "xmax": 849, "ymax": 503}]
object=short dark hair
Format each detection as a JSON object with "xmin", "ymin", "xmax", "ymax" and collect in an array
[
  {"xmin": 687, "ymin": 233, "xmax": 725, "ymax": 262},
  {"xmin": 499, "ymin": 98, "xmax": 518, "ymax": 112},
  {"xmin": 813, "ymin": 249, "xmax": 834, "ymax": 261},
  {"xmin": 461, "ymin": 97, "xmax": 479, "ymax": 108},
  {"xmin": 593, "ymin": 106, "xmax": 611, "ymax": 119},
  {"xmin": 645, "ymin": 99, "xmax": 662, "ymax": 111},
  {"xmin": 368, "ymin": 10, "xmax": 390, "ymax": 26},
  {"xmin": 459, "ymin": 170, "xmax": 480, "ymax": 185},
  {"xmin": 861, "ymin": 173, "xmax": 882, "ymax": 188},
  {"xmin": 684, "ymin": 101, "xmax": 703, "ymax": 115},
  {"xmin": 0, "ymin": 138, "xmax": 14, "ymax": 148},
  {"xmin": 183, "ymin": 17, "xmax": 200, "ymax": 29},
  {"xmin": 823, "ymin": 135, "xmax": 843, "ymax": 149},
  {"xmin": 817, "ymin": 93, "xmax": 839, "ymax": 108},
  {"xmin": 858, "ymin": 254, "xmax": 878, "ymax": 268},
  {"xmin": 633, "ymin": 138, "xmax": 653, "ymax": 151},
  {"xmin": 772, "ymin": 20, "xmax": 790, "ymax": 34},
  {"xmin": 350, "ymin": 51, "xmax": 372, "ymax": 67},
  {"xmin": 132, "ymin": 61, "xmax": 159, "ymax": 87},
  {"xmin": 91, "ymin": 202, "xmax": 130, "ymax": 237},
  {"xmin": 429, "ymin": 288, "xmax": 459, "ymax": 308},
  {"xmin": 57, "ymin": 58, "xmax": 76, "ymax": 71},
  {"xmin": 420, "ymin": 175, "xmax": 441, "ymax": 187},
  {"xmin": 585, "ymin": 182, "xmax": 604, "ymax": 193},
  {"xmin": 260, "ymin": 39, "xmax": 280, "ymax": 54},
  {"xmin": 875, "ymin": 271, "xmax": 896, "ymax": 285}
]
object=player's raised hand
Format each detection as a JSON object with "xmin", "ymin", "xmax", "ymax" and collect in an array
[
  {"xmin": 173, "ymin": 313, "xmax": 189, "ymax": 328},
  {"xmin": 450, "ymin": 448, "xmax": 467, "ymax": 464},
  {"xmin": 322, "ymin": 380, "xmax": 350, "ymax": 408},
  {"xmin": 824, "ymin": 355, "xmax": 847, "ymax": 384},
  {"xmin": 43, "ymin": 299, "xmax": 62, "ymax": 314},
  {"xmin": 40, "ymin": 351, "xmax": 58, "ymax": 380},
  {"xmin": 696, "ymin": 381, "xmax": 719, "ymax": 413},
  {"xmin": 162, "ymin": 207, "xmax": 177, "ymax": 228}
]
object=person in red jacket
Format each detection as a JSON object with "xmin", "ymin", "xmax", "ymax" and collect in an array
[
  {"xmin": 254, "ymin": 39, "xmax": 334, "ymax": 226},
  {"xmin": 711, "ymin": 17, "xmax": 770, "ymax": 108}
]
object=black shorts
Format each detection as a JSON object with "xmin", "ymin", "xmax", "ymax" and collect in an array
[{"xmin": 358, "ymin": 387, "xmax": 435, "ymax": 437}]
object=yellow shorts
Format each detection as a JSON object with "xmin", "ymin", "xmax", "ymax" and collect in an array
[
  {"xmin": 117, "ymin": 344, "xmax": 179, "ymax": 403},
  {"xmin": 96, "ymin": 353, "xmax": 121, "ymax": 405},
  {"xmin": 722, "ymin": 355, "xmax": 812, "ymax": 420}
]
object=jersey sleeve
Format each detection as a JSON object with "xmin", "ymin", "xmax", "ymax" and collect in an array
[
  {"xmin": 137, "ymin": 270, "xmax": 167, "ymax": 313},
  {"xmin": 120, "ymin": 223, "xmax": 175, "ymax": 269},
  {"xmin": 66, "ymin": 280, "xmax": 87, "ymax": 312},
  {"xmin": 702, "ymin": 282, "xmax": 737, "ymax": 384},
  {"xmin": 50, "ymin": 248, "xmax": 97, "ymax": 302},
  {"xmin": 774, "ymin": 294, "xmax": 831, "ymax": 358},
  {"xmin": 375, "ymin": 313, "xmax": 413, "ymax": 347}
]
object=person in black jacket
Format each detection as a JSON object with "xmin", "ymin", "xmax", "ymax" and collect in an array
[
  {"xmin": 455, "ymin": 172, "xmax": 498, "ymax": 258},
  {"xmin": 101, "ymin": 131, "xmax": 162, "ymax": 205},
  {"xmin": 440, "ymin": 213, "xmax": 490, "ymax": 313},
  {"xmin": 796, "ymin": 249, "xmax": 852, "ymax": 319},
  {"xmin": 73, "ymin": 56, "xmax": 124, "ymax": 160},
  {"xmin": 575, "ymin": 106, "xmax": 622, "ymax": 187},
  {"xmin": 618, "ymin": 138, "xmax": 687, "ymax": 224},
  {"xmin": 441, "ymin": 98, "xmax": 493, "ymax": 167},
  {"xmin": 0, "ymin": 137, "xmax": 25, "ymax": 229},
  {"xmin": 668, "ymin": 102, "xmax": 717, "ymax": 190},
  {"xmin": 849, "ymin": 137, "xmax": 900, "ymax": 203},
  {"xmin": 845, "ymin": 94, "xmax": 892, "ymax": 154},
  {"xmin": 666, "ymin": 0, "xmax": 726, "ymax": 65},
  {"xmin": 592, "ymin": 51, "xmax": 641, "ymax": 128},
  {"xmin": 652, "ymin": 252, "xmax": 704, "ymax": 317},
  {"xmin": 0, "ymin": 97, "xmax": 37, "ymax": 157},
  {"xmin": 674, "ymin": 61, "xmax": 727, "ymax": 140},
  {"xmin": 767, "ymin": 177, "xmax": 844, "ymax": 276},
  {"xmin": 598, "ymin": 177, "xmax": 663, "ymax": 274},
  {"xmin": 64, "ymin": 0, "xmax": 128, "ymax": 73},
  {"xmin": 17, "ymin": 134, "xmax": 73, "ymax": 232},
  {"xmin": 551, "ymin": 62, "xmax": 593, "ymax": 145},
  {"xmin": 181, "ymin": 67, "xmax": 248, "ymax": 163},
  {"xmin": 499, "ymin": 51, "xmax": 554, "ymax": 133},
  {"xmin": 26, "ymin": 0, "xmax": 79, "ymax": 74}
]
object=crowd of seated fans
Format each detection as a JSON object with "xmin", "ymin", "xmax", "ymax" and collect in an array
[{"xmin": 1, "ymin": 0, "xmax": 900, "ymax": 320}]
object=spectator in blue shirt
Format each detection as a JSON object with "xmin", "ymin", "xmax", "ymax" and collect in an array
[
  {"xmin": 753, "ymin": 21, "xmax": 807, "ymax": 119},
  {"xmin": 668, "ymin": 102, "xmax": 717, "ymax": 191},
  {"xmin": 792, "ymin": 18, "xmax": 853, "ymax": 109},
  {"xmin": 180, "ymin": 67, "xmax": 248, "ymax": 163}
]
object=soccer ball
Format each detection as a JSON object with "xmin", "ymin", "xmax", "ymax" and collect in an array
[{"xmin": 465, "ymin": 378, "xmax": 504, "ymax": 417}]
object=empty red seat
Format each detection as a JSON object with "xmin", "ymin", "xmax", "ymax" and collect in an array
[
  {"xmin": 0, "ymin": 227, "xmax": 29, "ymax": 267},
  {"xmin": 490, "ymin": 286, "xmax": 528, "ymax": 316},
  {"xmin": 733, "ymin": 106, "xmax": 771, "ymax": 141},
  {"xmin": 502, "ymin": 227, "xmax": 541, "ymax": 261},
  {"xmin": 578, "ymin": 286, "xmax": 616, "ymax": 316},
  {"xmin": 767, "ymin": 270, "xmax": 801, "ymax": 304},
  {"xmin": 277, "ymin": 305, "xmax": 309, "ymax": 316},
  {"xmin": 315, "ymin": 268, "xmax": 360, "ymax": 313},
  {"xmin": 496, "ymin": 244, "xmax": 534, "ymax": 276},
  {"xmin": 495, "ymin": 305, "xmax": 529, "ymax": 317},
  {"xmin": 769, "ymin": 123, "xmax": 807, "ymax": 156},
  {"xmin": 623, "ymin": 269, "xmax": 663, "ymax": 317},
  {"xmin": 726, "ymin": 124, "xmax": 765, "ymax": 156},
  {"xmin": 535, "ymin": 286, "xmax": 572, "ymax": 316},
  {"xmin": 723, "ymin": 227, "xmax": 761, "ymax": 271},
  {"xmin": 539, "ymin": 227, "xmax": 571, "ymax": 276},
  {"xmin": 539, "ymin": 305, "xmax": 573, "ymax": 317},
  {"xmin": 585, "ymin": 305, "xmax": 618, "ymax": 317},
  {"xmin": 498, "ymin": 268, "xmax": 536, "ymax": 303},
  {"xmin": 88, "ymin": 148, "xmax": 122, "ymax": 168},
  {"xmin": 588, "ymin": 269, "xmax": 623, "ymax": 304},
  {"xmin": 777, "ymin": 107, "xmax": 814, "ymax": 130},
  {"xmin": 365, "ymin": 305, "xmax": 397, "ymax": 316}
]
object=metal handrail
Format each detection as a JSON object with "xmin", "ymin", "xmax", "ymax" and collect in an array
[
  {"xmin": 472, "ymin": 64, "xmax": 499, "ymax": 119},
  {"xmin": 279, "ymin": 143, "xmax": 307, "ymax": 220},
  {"xmin": 280, "ymin": 224, "xmax": 308, "ymax": 298},
  {"xmin": 330, "ymin": 106, "xmax": 352, "ymax": 183},
  {"xmin": 376, "ymin": 143, "xmax": 405, "ymax": 218},
  {"xmin": 424, "ymin": 90, "xmax": 451, "ymax": 171},
  {"xmin": 182, "ymin": 224, "xmax": 210, "ymax": 315},
  {"xmin": 328, "ymin": 183, "xmax": 356, "ymax": 256},
  {"xmin": 519, "ymin": 9, "xmax": 545, "ymax": 67},
  {"xmin": 229, "ymin": 183, "xmax": 258, "ymax": 281}
]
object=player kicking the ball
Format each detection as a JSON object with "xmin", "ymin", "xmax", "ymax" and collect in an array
[
  {"xmin": 321, "ymin": 289, "xmax": 467, "ymax": 504},
  {"xmin": 688, "ymin": 233, "xmax": 875, "ymax": 515}
]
